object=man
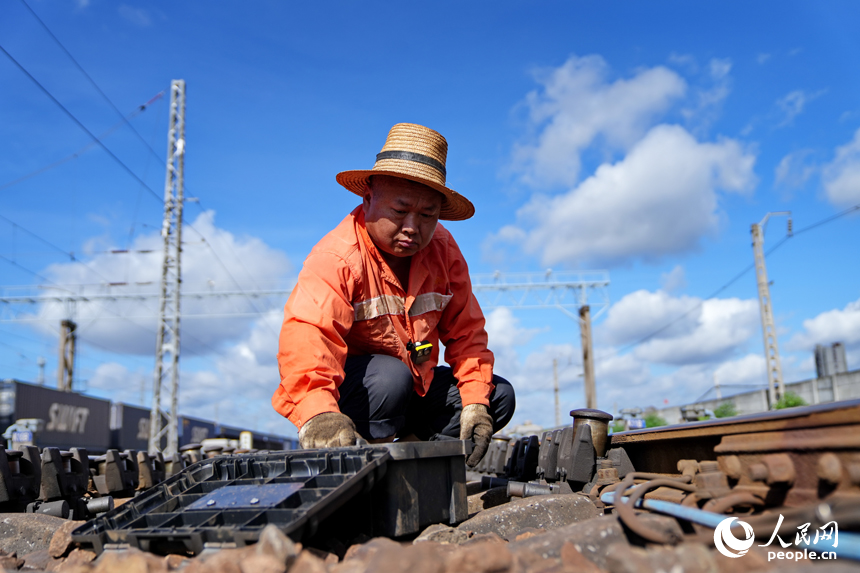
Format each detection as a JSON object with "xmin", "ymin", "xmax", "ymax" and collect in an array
[{"xmin": 273, "ymin": 123, "xmax": 515, "ymax": 466}]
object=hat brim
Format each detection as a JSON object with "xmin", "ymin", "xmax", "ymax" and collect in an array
[{"xmin": 336, "ymin": 170, "xmax": 475, "ymax": 221}]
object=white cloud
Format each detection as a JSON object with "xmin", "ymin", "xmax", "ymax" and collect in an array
[
  {"xmin": 635, "ymin": 297, "xmax": 759, "ymax": 365},
  {"xmin": 660, "ymin": 265, "xmax": 687, "ymax": 293},
  {"xmin": 481, "ymin": 307, "xmax": 535, "ymax": 380},
  {"xmin": 603, "ymin": 290, "xmax": 701, "ymax": 344},
  {"xmin": 512, "ymin": 55, "xmax": 686, "ymax": 188},
  {"xmin": 668, "ymin": 53, "xmax": 697, "ymax": 71},
  {"xmin": 788, "ymin": 297, "xmax": 860, "ymax": 352},
  {"xmin": 82, "ymin": 309, "xmax": 294, "ymax": 436},
  {"xmin": 501, "ymin": 124, "xmax": 756, "ymax": 266},
  {"xmin": 678, "ymin": 58, "xmax": 732, "ymax": 135},
  {"xmin": 86, "ymin": 362, "xmax": 148, "ymax": 406},
  {"xmin": 118, "ymin": 5, "xmax": 152, "ymax": 26},
  {"xmin": 774, "ymin": 149, "xmax": 817, "ymax": 190},
  {"xmin": 485, "ymin": 307, "xmax": 540, "ymax": 350},
  {"xmin": 822, "ymin": 128, "xmax": 860, "ymax": 206},
  {"xmin": 603, "ymin": 289, "xmax": 760, "ymax": 365},
  {"xmin": 709, "ymin": 58, "xmax": 732, "ymax": 80},
  {"xmin": 714, "ymin": 354, "xmax": 767, "ymax": 386},
  {"xmin": 775, "ymin": 89, "xmax": 825, "ymax": 127},
  {"xmin": 33, "ymin": 211, "xmax": 292, "ymax": 356},
  {"xmin": 757, "ymin": 53, "xmax": 771, "ymax": 65},
  {"xmin": 495, "ymin": 289, "xmax": 763, "ymax": 427}
]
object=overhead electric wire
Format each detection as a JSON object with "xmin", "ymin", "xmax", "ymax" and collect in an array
[
  {"xmin": 0, "ymin": 252, "xmax": 254, "ymax": 382},
  {"xmin": 3, "ymin": 31, "xmax": 274, "ymax": 321},
  {"xmin": 0, "ymin": 338, "xmax": 34, "ymax": 360},
  {"xmin": 0, "ymin": 253, "xmax": 58, "ymax": 286},
  {"xmin": 0, "ymin": 327, "xmax": 53, "ymax": 347},
  {"xmin": 19, "ymin": 0, "xmax": 167, "ymax": 166},
  {"xmin": 1, "ymin": 23, "xmax": 281, "ymax": 392},
  {"xmin": 0, "ymin": 93, "xmax": 162, "ymax": 192},
  {"xmin": 19, "ymin": 1, "xmax": 271, "ymax": 301},
  {"xmin": 613, "ymin": 201, "xmax": 860, "ymax": 356},
  {"xmin": 0, "ymin": 214, "xmax": 112, "ymax": 280},
  {"xmin": 3, "ymin": 43, "xmax": 275, "ymax": 325},
  {"xmin": 182, "ymin": 209, "xmax": 281, "ymax": 336},
  {"xmin": 188, "ymin": 199, "xmax": 268, "ymax": 292},
  {"xmin": 0, "ymin": 42, "xmax": 164, "ymax": 205}
]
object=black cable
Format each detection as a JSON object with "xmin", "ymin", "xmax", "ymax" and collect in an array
[
  {"xmin": 0, "ymin": 94, "xmax": 161, "ymax": 192},
  {"xmin": 0, "ymin": 253, "xmax": 57, "ymax": 285},
  {"xmin": 0, "ymin": 328, "xmax": 53, "ymax": 347},
  {"xmin": 2, "ymin": 38, "xmax": 276, "ymax": 324},
  {"xmin": 0, "ymin": 42, "xmax": 164, "ymax": 204},
  {"xmin": 613, "ymin": 202, "xmax": 860, "ymax": 355},
  {"xmin": 2, "ymin": 42, "xmax": 275, "ymax": 331},
  {"xmin": 19, "ymin": 0, "xmax": 167, "ymax": 165},
  {"xmin": 0, "ymin": 260, "xmax": 247, "ymax": 382},
  {"xmin": 0, "ymin": 339, "xmax": 33, "ymax": 360},
  {"xmin": 182, "ymin": 220, "xmax": 281, "ymax": 336},
  {"xmin": 189, "ymin": 199, "xmax": 267, "ymax": 292},
  {"xmin": 0, "ymin": 214, "xmax": 120, "ymax": 285}
]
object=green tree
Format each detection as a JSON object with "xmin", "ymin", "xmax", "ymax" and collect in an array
[
  {"xmin": 644, "ymin": 413, "xmax": 667, "ymax": 428},
  {"xmin": 714, "ymin": 402, "xmax": 738, "ymax": 418},
  {"xmin": 775, "ymin": 391, "xmax": 807, "ymax": 410},
  {"xmin": 610, "ymin": 421, "xmax": 626, "ymax": 433}
]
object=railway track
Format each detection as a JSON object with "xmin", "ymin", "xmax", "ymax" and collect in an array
[{"xmin": 0, "ymin": 400, "xmax": 857, "ymax": 572}]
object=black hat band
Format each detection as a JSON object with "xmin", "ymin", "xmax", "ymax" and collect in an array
[{"xmin": 376, "ymin": 150, "xmax": 446, "ymax": 178}]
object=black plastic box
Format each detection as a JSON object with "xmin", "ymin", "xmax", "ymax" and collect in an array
[
  {"xmin": 72, "ymin": 448, "xmax": 390, "ymax": 554},
  {"xmin": 72, "ymin": 440, "xmax": 471, "ymax": 554},
  {"xmin": 371, "ymin": 440, "xmax": 469, "ymax": 537}
]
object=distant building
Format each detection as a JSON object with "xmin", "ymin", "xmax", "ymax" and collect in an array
[
  {"xmin": 815, "ymin": 342, "xmax": 848, "ymax": 378},
  {"xmin": 656, "ymin": 342, "xmax": 857, "ymax": 424}
]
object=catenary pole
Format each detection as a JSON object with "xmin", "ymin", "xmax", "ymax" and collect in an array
[
  {"xmin": 150, "ymin": 80, "xmax": 186, "ymax": 455},
  {"xmin": 751, "ymin": 211, "xmax": 791, "ymax": 408}
]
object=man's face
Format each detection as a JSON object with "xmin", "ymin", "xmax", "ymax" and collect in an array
[{"xmin": 363, "ymin": 175, "xmax": 443, "ymax": 258}]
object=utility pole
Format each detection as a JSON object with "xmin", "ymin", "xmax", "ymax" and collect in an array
[
  {"xmin": 579, "ymin": 305, "xmax": 597, "ymax": 409},
  {"xmin": 552, "ymin": 358, "xmax": 560, "ymax": 427},
  {"xmin": 751, "ymin": 211, "xmax": 791, "ymax": 408},
  {"xmin": 37, "ymin": 356, "xmax": 45, "ymax": 385},
  {"xmin": 57, "ymin": 319, "xmax": 76, "ymax": 391},
  {"xmin": 150, "ymin": 80, "xmax": 186, "ymax": 455}
]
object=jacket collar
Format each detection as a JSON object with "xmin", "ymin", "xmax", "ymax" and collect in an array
[{"xmin": 352, "ymin": 206, "xmax": 430, "ymax": 296}]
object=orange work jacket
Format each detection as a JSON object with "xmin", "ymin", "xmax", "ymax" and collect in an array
[{"xmin": 273, "ymin": 206, "xmax": 495, "ymax": 430}]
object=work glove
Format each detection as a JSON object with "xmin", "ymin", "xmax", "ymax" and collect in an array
[
  {"xmin": 298, "ymin": 412, "xmax": 359, "ymax": 449},
  {"xmin": 459, "ymin": 403, "xmax": 493, "ymax": 468}
]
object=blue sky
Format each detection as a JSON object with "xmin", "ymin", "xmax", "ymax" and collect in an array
[{"xmin": 1, "ymin": 1, "xmax": 858, "ymax": 436}]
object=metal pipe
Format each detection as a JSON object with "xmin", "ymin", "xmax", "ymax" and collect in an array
[
  {"xmin": 600, "ymin": 492, "xmax": 860, "ymax": 561},
  {"xmin": 27, "ymin": 500, "xmax": 69, "ymax": 519},
  {"xmin": 506, "ymin": 481, "xmax": 563, "ymax": 498},
  {"xmin": 86, "ymin": 496, "xmax": 115, "ymax": 515},
  {"xmin": 481, "ymin": 476, "xmax": 509, "ymax": 490}
]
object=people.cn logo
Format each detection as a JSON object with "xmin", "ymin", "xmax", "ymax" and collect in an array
[{"xmin": 714, "ymin": 517, "xmax": 756, "ymax": 558}]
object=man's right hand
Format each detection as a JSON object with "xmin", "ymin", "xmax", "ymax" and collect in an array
[{"xmin": 298, "ymin": 412, "xmax": 359, "ymax": 449}]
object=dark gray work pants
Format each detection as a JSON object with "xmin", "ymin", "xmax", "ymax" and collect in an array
[{"xmin": 338, "ymin": 354, "xmax": 516, "ymax": 440}]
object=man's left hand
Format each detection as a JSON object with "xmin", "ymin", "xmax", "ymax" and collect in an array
[{"xmin": 459, "ymin": 403, "xmax": 493, "ymax": 467}]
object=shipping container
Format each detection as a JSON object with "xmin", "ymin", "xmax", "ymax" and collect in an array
[
  {"xmin": 178, "ymin": 416, "xmax": 216, "ymax": 446},
  {"xmin": 252, "ymin": 432, "xmax": 285, "ymax": 451},
  {"xmin": 214, "ymin": 424, "xmax": 244, "ymax": 440},
  {"xmin": 1, "ymin": 379, "xmax": 111, "ymax": 452},
  {"xmin": 110, "ymin": 403, "xmax": 167, "ymax": 452},
  {"xmin": 255, "ymin": 432, "xmax": 298, "ymax": 451}
]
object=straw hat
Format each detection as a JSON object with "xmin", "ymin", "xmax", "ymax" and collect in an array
[{"xmin": 336, "ymin": 123, "xmax": 475, "ymax": 221}]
